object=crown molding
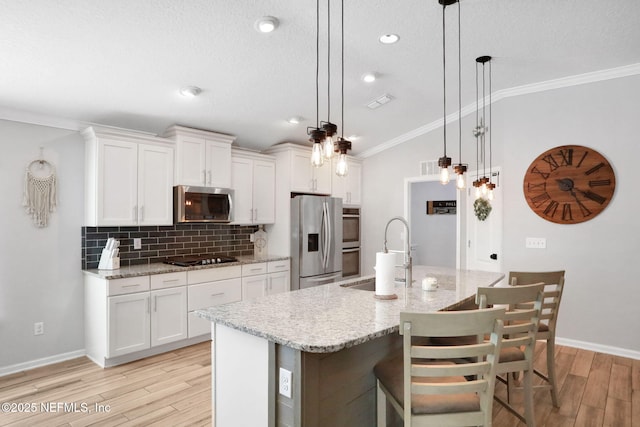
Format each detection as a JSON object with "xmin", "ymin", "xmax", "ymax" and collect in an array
[{"xmin": 358, "ymin": 63, "xmax": 640, "ymax": 159}]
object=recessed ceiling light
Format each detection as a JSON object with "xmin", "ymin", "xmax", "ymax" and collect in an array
[
  {"xmin": 348, "ymin": 135, "xmax": 360, "ymax": 141},
  {"xmin": 362, "ymin": 72, "xmax": 377, "ymax": 83},
  {"xmin": 379, "ymin": 34, "xmax": 399, "ymax": 44},
  {"xmin": 255, "ymin": 16, "xmax": 279, "ymax": 33},
  {"xmin": 287, "ymin": 116, "xmax": 302, "ymax": 124},
  {"xmin": 179, "ymin": 86, "xmax": 202, "ymax": 98}
]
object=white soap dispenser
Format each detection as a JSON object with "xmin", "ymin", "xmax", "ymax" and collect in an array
[{"xmin": 253, "ymin": 225, "xmax": 268, "ymax": 260}]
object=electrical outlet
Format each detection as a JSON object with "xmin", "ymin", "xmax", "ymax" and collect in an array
[
  {"xmin": 525, "ymin": 237, "xmax": 546, "ymax": 249},
  {"xmin": 279, "ymin": 368, "xmax": 292, "ymax": 398},
  {"xmin": 133, "ymin": 238, "xmax": 142, "ymax": 250},
  {"xmin": 34, "ymin": 322, "xmax": 44, "ymax": 336}
]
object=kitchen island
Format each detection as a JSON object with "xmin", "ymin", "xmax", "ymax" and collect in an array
[{"xmin": 196, "ymin": 265, "xmax": 504, "ymax": 427}]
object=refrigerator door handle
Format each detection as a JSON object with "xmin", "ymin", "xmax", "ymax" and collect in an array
[
  {"xmin": 305, "ymin": 273, "xmax": 343, "ymax": 282},
  {"xmin": 321, "ymin": 201, "xmax": 329, "ymax": 269},
  {"xmin": 325, "ymin": 202, "xmax": 332, "ymax": 269}
]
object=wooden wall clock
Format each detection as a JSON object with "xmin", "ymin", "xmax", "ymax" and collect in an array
[{"xmin": 523, "ymin": 145, "xmax": 616, "ymax": 224}]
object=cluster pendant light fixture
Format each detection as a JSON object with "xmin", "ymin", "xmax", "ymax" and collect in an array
[
  {"xmin": 472, "ymin": 55, "xmax": 495, "ymax": 200},
  {"xmin": 437, "ymin": 0, "xmax": 465, "ymax": 187},
  {"xmin": 308, "ymin": 0, "xmax": 351, "ymax": 175},
  {"xmin": 309, "ymin": 0, "xmax": 327, "ymax": 168}
]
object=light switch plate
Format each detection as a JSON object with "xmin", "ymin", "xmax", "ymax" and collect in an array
[
  {"xmin": 525, "ymin": 237, "xmax": 546, "ymax": 249},
  {"xmin": 133, "ymin": 238, "xmax": 142, "ymax": 250},
  {"xmin": 279, "ymin": 367, "xmax": 292, "ymax": 398}
]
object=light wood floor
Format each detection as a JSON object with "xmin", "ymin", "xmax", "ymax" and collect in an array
[{"xmin": 0, "ymin": 341, "xmax": 637, "ymax": 426}]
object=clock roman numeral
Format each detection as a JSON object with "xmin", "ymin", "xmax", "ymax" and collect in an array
[
  {"xmin": 584, "ymin": 162, "xmax": 605, "ymax": 175},
  {"xmin": 543, "ymin": 200, "xmax": 559, "ymax": 218},
  {"xmin": 562, "ymin": 204, "xmax": 573, "ymax": 221},
  {"xmin": 576, "ymin": 151, "xmax": 589, "ymax": 168},
  {"xmin": 558, "ymin": 148, "xmax": 573, "ymax": 166},
  {"xmin": 583, "ymin": 190, "xmax": 607, "ymax": 205},
  {"xmin": 589, "ymin": 179, "xmax": 611, "ymax": 187},
  {"xmin": 527, "ymin": 182, "xmax": 546, "ymax": 192},
  {"xmin": 530, "ymin": 166, "xmax": 549, "ymax": 180},
  {"xmin": 541, "ymin": 154, "xmax": 560, "ymax": 172},
  {"xmin": 530, "ymin": 192, "xmax": 551, "ymax": 207},
  {"xmin": 575, "ymin": 198, "xmax": 592, "ymax": 217}
]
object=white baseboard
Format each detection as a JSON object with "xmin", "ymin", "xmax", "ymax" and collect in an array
[
  {"xmin": 0, "ymin": 349, "xmax": 86, "ymax": 377},
  {"xmin": 556, "ymin": 337, "xmax": 640, "ymax": 360}
]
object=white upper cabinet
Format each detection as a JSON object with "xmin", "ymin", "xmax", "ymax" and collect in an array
[
  {"xmin": 331, "ymin": 157, "xmax": 362, "ymax": 206},
  {"xmin": 83, "ymin": 126, "xmax": 174, "ymax": 226},
  {"xmin": 231, "ymin": 150, "xmax": 276, "ymax": 225},
  {"xmin": 265, "ymin": 143, "xmax": 332, "ymax": 195},
  {"xmin": 164, "ymin": 125, "xmax": 234, "ymax": 189}
]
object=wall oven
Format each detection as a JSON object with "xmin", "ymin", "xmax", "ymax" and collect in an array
[{"xmin": 342, "ymin": 207, "xmax": 360, "ymax": 278}]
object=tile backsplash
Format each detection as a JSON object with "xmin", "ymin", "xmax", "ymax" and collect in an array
[{"xmin": 82, "ymin": 224, "xmax": 259, "ymax": 270}]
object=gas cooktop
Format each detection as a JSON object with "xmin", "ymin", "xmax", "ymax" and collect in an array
[{"xmin": 163, "ymin": 255, "xmax": 238, "ymax": 267}]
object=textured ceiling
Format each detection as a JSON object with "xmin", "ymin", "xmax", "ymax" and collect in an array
[{"xmin": 1, "ymin": 0, "xmax": 639, "ymax": 155}]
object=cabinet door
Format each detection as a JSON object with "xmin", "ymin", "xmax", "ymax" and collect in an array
[
  {"xmin": 242, "ymin": 274, "xmax": 268, "ymax": 300},
  {"xmin": 253, "ymin": 160, "xmax": 276, "ymax": 224},
  {"xmin": 176, "ymin": 136, "xmax": 207, "ymax": 186},
  {"xmin": 313, "ymin": 160, "xmax": 332, "ymax": 195},
  {"xmin": 108, "ymin": 293, "xmax": 150, "ymax": 357},
  {"xmin": 291, "ymin": 150, "xmax": 314, "ymax": 192},
  {"xmin": 98, "ymin": 138, "xmax": 138, "ymax": 225},
  {"xmin": 206, "ymin": 140, "xmax": 231, "ymax": 188},
  {"xmin": 138, "ymin": 144, "xmax": 174, "ymax": 225},
  {"xmin": 151, "ymin": 287, "xmax": 187, "ymax": 347},
  {"xmin": 267, "ymin": 271, "xmax": 289, "ymax": 295},
  {"xmin": 231, "ymin": 156, "xmax": 254, "ymax": 224},
  {"xmin": 346, "ymin": 161, "xmax": 362, "ymax": 205}
]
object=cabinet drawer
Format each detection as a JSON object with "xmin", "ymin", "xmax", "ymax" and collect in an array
[
  {"xmin": 107, "ymin": 276, "xmax": 151, "ymax": 296},
  {"xmin": 242, "ymin": 262, "xmax": 267, "ymax": 277},
  {"xmin": 188, "ymin": 278, "xmax": 241, "ymax": 311},
  {"xmin": 187, "ymin": 265, "xmax": 241, "ymax": 284},
  {"xmin": 150, "ymin": 271, "xmax": 187, "ymax": 290},
  {"xmin": 267, "ymin": 259, "xmax": 290, "ymax": 273}
]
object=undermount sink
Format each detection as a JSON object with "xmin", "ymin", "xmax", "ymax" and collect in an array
[{"xmin": 340, "ymin": 279, "xmax": 376, "ymax": 291}]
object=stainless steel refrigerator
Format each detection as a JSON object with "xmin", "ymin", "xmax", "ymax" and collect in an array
[{"xmin": 291, "ymin": 195, "xmax": 343, "ymax": 290}]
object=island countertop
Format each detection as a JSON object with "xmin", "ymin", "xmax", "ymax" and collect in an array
[{"xmin": 195, "ymin": 265, "xmax": 504, "ymax": 353}]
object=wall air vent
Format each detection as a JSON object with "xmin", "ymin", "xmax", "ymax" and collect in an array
[
  {"xmin": 366, "ymin": 94, "xmax": 394, "ymax": 109},
  {"xmin": 420, "ymin": 160, "xmax": 439, "ymax": 176}
]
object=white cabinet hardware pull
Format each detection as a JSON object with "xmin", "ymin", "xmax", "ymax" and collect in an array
[
  {"xmin": 211, "ymin": 292, "xmax": 225, "ymax": 297},
  {"xmin": 154, "ymin": 295, "xmax": 158, "ymax": 312},
  {"xmin": 162, "ymin": 279, "xmax": 180, "ymax": 284},
  {"xmin": 207, "ymin": 170, "xmax": 212, "ymax": 185},
  {"xmin": 122, "ymin": 284, "xmax": 140, "ymax": 288},
  {"xmin": 203, "ymin": 170, "xmax": 207, "ymax": 185}
]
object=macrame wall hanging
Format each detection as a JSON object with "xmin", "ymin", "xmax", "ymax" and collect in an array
[{"xmin": 23, "ymin": 148, "xmax": 57, "ymax": 228}]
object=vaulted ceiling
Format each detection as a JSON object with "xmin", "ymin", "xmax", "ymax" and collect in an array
[{"xmin": 2, "ymin": 0, "xmax": 639, "ymax": 156}]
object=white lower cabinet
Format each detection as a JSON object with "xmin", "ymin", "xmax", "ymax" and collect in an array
[
  {"xmin": 107, "ymin": 292, "xmax": 150, "ymax": 358},
  {"xmin": 151, "ymin": 287, "xmax": 188, "ymax": 347},
  {"xmin": 187, "ymin": 265, "xmax": 243, "ymax": 338},
  {"xmin": 85, "ymin": 260, "xmax": 289, "ymax": 367}
]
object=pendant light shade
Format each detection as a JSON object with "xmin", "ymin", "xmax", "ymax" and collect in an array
[{"xmin": 334, "ymin": 0, "xmax": 351, "ymax": 176}]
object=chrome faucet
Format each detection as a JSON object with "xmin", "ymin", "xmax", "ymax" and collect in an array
[{"xmin": 383, "ymin": 216, "xmax": 413, "ymax": 287}]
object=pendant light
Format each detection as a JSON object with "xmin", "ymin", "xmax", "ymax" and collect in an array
[
  {"xmin": 451, "ymin": 1, "xmax": 467, "ymax": 189},
  {"xmin": 472, "ymin": 55, "xmax": 495, "ymax": 199},
  {"xmin": 309, "ymin": 0, "xmax": 327, "ymax": 167},
  {"xmin": 437, "ymin": 0, "xmax": 457, "ymax": 185},
  {"xmin": 321, "ymin": 0, "xmax": 337, "ymax": 161},
  {"xmin": 335, "ymin": 0, "xmax": 351, "ymax": 177}
]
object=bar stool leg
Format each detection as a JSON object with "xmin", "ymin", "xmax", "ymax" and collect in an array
[{"xmin": 547, "ymin": 336, "xmax": 559, "ymax": 407}]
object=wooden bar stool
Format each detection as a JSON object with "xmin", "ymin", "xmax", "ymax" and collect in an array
[
  {"xmin": 509, "ymin": 270, "xmax": 565, "ymax": 407},
  {"xmin": 374, "ymin": 307, "xmax": 506, "ymax": 427}
]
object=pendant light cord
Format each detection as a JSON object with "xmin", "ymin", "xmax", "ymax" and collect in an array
[
  {"xmin": 482, "ymin": 60, "xmax": 486, "ymax": 180},
  {"xmin": 441, "ymin": 2, "xmax": 447, "ymax": 157},
  {"xmin": 341, "ymin": 0, "xmax": 344, "ymax": 139},
  {"xmin": 488, "ymin": 59, "xmax": 492, "ymax": 184},
  {"xmin": 327, "ymin": 0, "xmax": 331, "ymax": 122},
  {"xmin": 315, "ymin": 0, "xmax": 320, "ymax": 128},
  {"xmin": 475, "ymin": 61, "xmax": 479, "ymax": 175},
  {"xmin": 457, "ymin": 1, "xmax": 462, "ymax": 165}
]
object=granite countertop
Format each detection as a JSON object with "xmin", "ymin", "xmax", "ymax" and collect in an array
[
  {"xmin": 195, "ymin": 265, "xmax": 504, "ymax": 353},
  {"xmin": 82, "ymin": 254, "xmax": 290, "ymax": 279}
]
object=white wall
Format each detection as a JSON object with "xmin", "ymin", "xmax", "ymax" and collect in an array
[
  {"xmin": 410, "ymin": 181, "xmax": 456, "ymax": 267},
  {"xmin": 362, "ymin": 74, "xmax": 640, "ymax": 357},
  {"xmin": 0, "ymin": 120, "xmax": 85, "ymax": 371}
]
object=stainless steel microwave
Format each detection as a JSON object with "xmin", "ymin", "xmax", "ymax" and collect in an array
[{"xmin": 173, "ymin": 185, "xmax": 234, "ymax": 223}]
